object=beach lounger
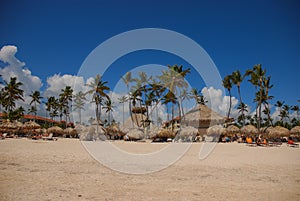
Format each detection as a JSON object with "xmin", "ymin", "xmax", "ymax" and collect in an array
[
  {"xmin": 287, "ymin": 142, "xmax": 299, "ymax": 148},
  {"xmin": 42, "ymin": 133, "xmax": 58, "ymax": 141},
  {"xmin": 246, "ymin": 137, "xmax": 257, "ymax": 147}
]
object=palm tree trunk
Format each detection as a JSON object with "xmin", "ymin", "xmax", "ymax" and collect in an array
[{"xmin": 227, "ymin": 89, "xmax": 232, "ymax": 119}]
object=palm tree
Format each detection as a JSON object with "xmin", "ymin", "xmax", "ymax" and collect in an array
[
  {"xmin": 261, "ymin": 76, "xmax": 273, "ymax": 126},
  {"xmin": 85, "ymin": 74, "xmax": 110, "ymax": 126},
  {"xmin": 237, "ymin": 102, "xmax": 248, "ymax": 126},
  {"xmin": 222, "ymin": 75, "xmax": 232, "ymax": 121},
  {"xmin": 179, "ymin": 88, "xmax": 189, "ymax": 121},
  {"xmin": 59, "ymin": 86, "xmax": 73, "ymax": 127},
  {"xmin": 231, "ymin": 70, "xmax": 245, "ymax": 126},
  {"xmin": 245, "ymin": 64, "xmax": 266, "ymax": 130},
  {"xmin": 121, "ymin": 72, "xmax": 134, "ymax": 127},
  {"xmin": 147, "ymin": 80, "xmax": 166, "ymax": 126},
  {"xmin": 291, "ymin": 105, "xmax": 299, "ymax": 121},
  {"xmin": 2, "ymin": 77, "xmax": 24, "ymax": 121},
  {"xmin": 103, "ymin": 99, "xmax": 114, "ymax": 126},
  {"xmin": 158, "ymin": 65, "xmax": 190, "ymax": 124},
  {"xmin": 29, "ymin": 91, "xmax": 42, "ymax": 121},
  {"xmin": 162, "ymin": 90, "xmax": 178, "ymax": 131},
  {"xmin": 118, "ymin": 95, "xmax": 128, "ymax": 127},
  {"xmin": 282, "ymin": 104, "xmax": 290, "ymax": 123},
  {"xmin": 46, "ymin": 96, "xmax": 58, "ymax": 121},
  {"xmin": 73, "ymin": 91, "xmax": 86, "ymax": 124}
]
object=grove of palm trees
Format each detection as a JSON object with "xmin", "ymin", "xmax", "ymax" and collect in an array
[{"xmin": 0, "ymin": 63, "xmax": 299, "ymax": 140}]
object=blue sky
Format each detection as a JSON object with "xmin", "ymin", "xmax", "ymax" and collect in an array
[{"xmin": 0, "ymin": 0, "xmax": 300, "ymax": 121}]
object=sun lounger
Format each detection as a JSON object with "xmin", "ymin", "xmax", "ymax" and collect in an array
[
  {"xmin": 287, "ymin": 142, "xmax": 299, "ymax": 148},
  {"xmin": 42, "ymin": 133, "xmax": 58, "ymax": 141},
  {"xmin": 246, "ymin": 137, "xmax": 257, "ymax": 147}
]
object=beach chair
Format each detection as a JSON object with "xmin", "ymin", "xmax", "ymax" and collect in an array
[
  {"xmin": 42, "ymin": 133, "xmax": 58, "ymax": 141},
  {"xmin": 246, "ymin": 137, "xmax": 257, "ymax": 147},
  {"xmin": 287, "ymin": 140, "xmax": 299, "ymax": 148}
]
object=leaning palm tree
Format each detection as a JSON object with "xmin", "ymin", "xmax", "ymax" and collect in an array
[
  {"xmin": 29, "ymin": 90, "xmax": 42, "ymax": 121},
  {"xmin": 2, "ymin": 77, "xmax": 24, "ymax": 121},
  {"xmin": 222, "ymin": 75, "xmax": 232, "ymax": 121}
]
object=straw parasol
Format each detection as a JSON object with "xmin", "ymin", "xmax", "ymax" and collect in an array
[
  {"xmin": 64, "ymin": 127, "xmax": 77, "ymax": 137},
  {"xmin": 268, "ymin": 126, "xmax": 289, "ymax": 138},
  {"xmin": 290, "ymin": 126, "xmax": 300, "ymax": 136},
  {"xmin": 23, "ymin": 121, "xmax": 41, "ymax": 130},
  {"xmin": 125, "ymin": 128, "xmax": 144, "ymax": 140},
  {"xmin": 224, "ymin": 125, "xmax": 240, "ymax": 136},
  {"xmin": 240, "ymin": 125, "xmax": 259, "ymax": 135},
  {"xmin": 156, "ymin": 129, "xmax": 176, "ymax": 139},
  {"xmin": 181, "ymin": 104, "xmax": 225, "ymax": 135},
  {"xmin": 206, "ymin": 125, "xmax": 224, "ymax": 136},
  {"xmin": 47, "ymin": 126, "xmax": 64, "ymax": 136},
  {"xmin": 178, "ymin": 126, "xmax": 198, "ymax": 137},
  {"xmin": 122, "ymin": 113, "xmax": 148, "ymax": 129},
  {"xmin": 0, "ymin": 119, "xmax": 16, "ymax": 132}
]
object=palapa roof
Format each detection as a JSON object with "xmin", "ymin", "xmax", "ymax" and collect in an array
[
  {"xmin": 181, "ymin": 104, "xmax": 225, "ymax": 128},
  {"xmin": 121, "ymin": 114, "xmax": 148, "ymax": 130},
  {"xmin": 290, "ymin": 126, "xmax": 300, "ymax": 135}
]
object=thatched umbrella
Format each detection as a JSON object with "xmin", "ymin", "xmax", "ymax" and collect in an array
[
  {"xmin": 0, "ymin": 119, "xmax": 16, "ymax": 133},
  {"xmin": 148, "ymin": 125, "xmax": 160, "ymax": 139},
  {"xmin": 290, "ymin": 126, "xmax": 300, "ymax": 136},
  {"xmin": 268, "ymin": 126, "xmax": 289, "ymax": 138},
  {"xmin": 260, "ymin": 126, "xmax": 274, "ymax": 134},
  {"xmin": 224, "ymin": 125, "xmax": 240, "ymax": 136},
  {"xmin": 156, "ymin": 129, "xmax": 176, "ymax": 139},
  {"xmin": 240, "ymin": 125, "xmax": 259, "ymax": 135},
  {"xmin": 125, "ymin": 128, "xmax": 144, "ymax": 140},
  {"xmin": 122, "ymin": 113, "xmax": 148, "ymax": 129},
  {"xmin": 206, "ymin": 125, "xmax": 224, "ymax": 136},
  {"xmin": 48, "ymin": 126, "xmax": 64, "ymax": 136},
  {"xmin": 177, "ymin": 126, "xmax": 198, "ymax": 137},
  {"xmin": 181, "ymin": 105, "xmax": 225, "ymax": 131},
  {"xmin": 64, "ymin": 127, "xmax": 77, "ymax": 137}
]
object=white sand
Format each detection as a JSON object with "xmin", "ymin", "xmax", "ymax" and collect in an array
[{"xmin": 0, "ymin": 138, "xmax": 299, "ymax": 201}]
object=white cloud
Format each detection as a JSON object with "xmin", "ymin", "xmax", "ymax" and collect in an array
[
  {"xmin": 201, "ymin": 86, "xmax": 239, "ymax": 117},
  {"xmin": 0, "ymin": 45, "xmax": 43, "ymax": 111}
]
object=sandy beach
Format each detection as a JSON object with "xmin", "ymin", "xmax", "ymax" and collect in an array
[{"xmin": 0, "ymin": 138, "xmax": 300, "ymax": 201}]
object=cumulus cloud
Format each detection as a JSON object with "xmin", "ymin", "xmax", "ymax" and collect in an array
[
  {"xmin": 201, "ymin": 86, "xmax": 239, "ymax": 117},
  {"xmin": 0, "ymin": 45, "xmax": 43, "ymax": 111}
]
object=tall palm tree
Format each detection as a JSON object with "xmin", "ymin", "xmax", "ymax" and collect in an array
[
  {"xmin": 46, "ymin": 96, "xmax": 58, "ymax": 121},
  {"xmin": 262, "ymin": 76, "xmax": 273, "ymax": 126},
  {"xmin": 179, "ymin": 88, "xmax": 189, "ymax": 121},
  {"xmin": 231, "ymin": 70, "xmax": 245, "ymax": 126},
  {"xmin": 121, "ymin": 72, "xmax": 134, "ymax": 127},
  {"xmin": 162, "ymin": 90, "xmax": 178, "ymax": 131},
  {"xmin": 2, "ymin": 77, "xmax": 24, "ymax": 121},
  {"xmin": 237, "ymin": 102, "xmax": 248, "ymax": 126},
  {"xmin": 245, "ymin": 64, "xmax": 266, "ymax": 130},
  {"xmin": 59, "ymin": 86, "xmax": 73, "ymax": 127},
  {"xmin": 85, "ymin": 74, "xmax": 110, "ymax": 126},
  {"xmin": 291, "ymin": 105, "xmax": 299, "ymax": 121},
  {"xmin": 73, "ymin": 91, "xmax": 86, "ymax": 124},
  {"xmin": 222, "ymin": 75, "xmax": 232, "ymax": 121},
  {"xmin": 29, "ymin": 91, "xmax": 42, "ymax": 121},
  {"xmin": 158, "ymin": 64, "xmax": 190, "ymax": 125},
  {"xmin": 103, "ymin": 99, "xmax": 114, "ymax": 126},
  {"xmin": 118, "ymin": 95, "xmax": 128, "ymax": 127}
]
